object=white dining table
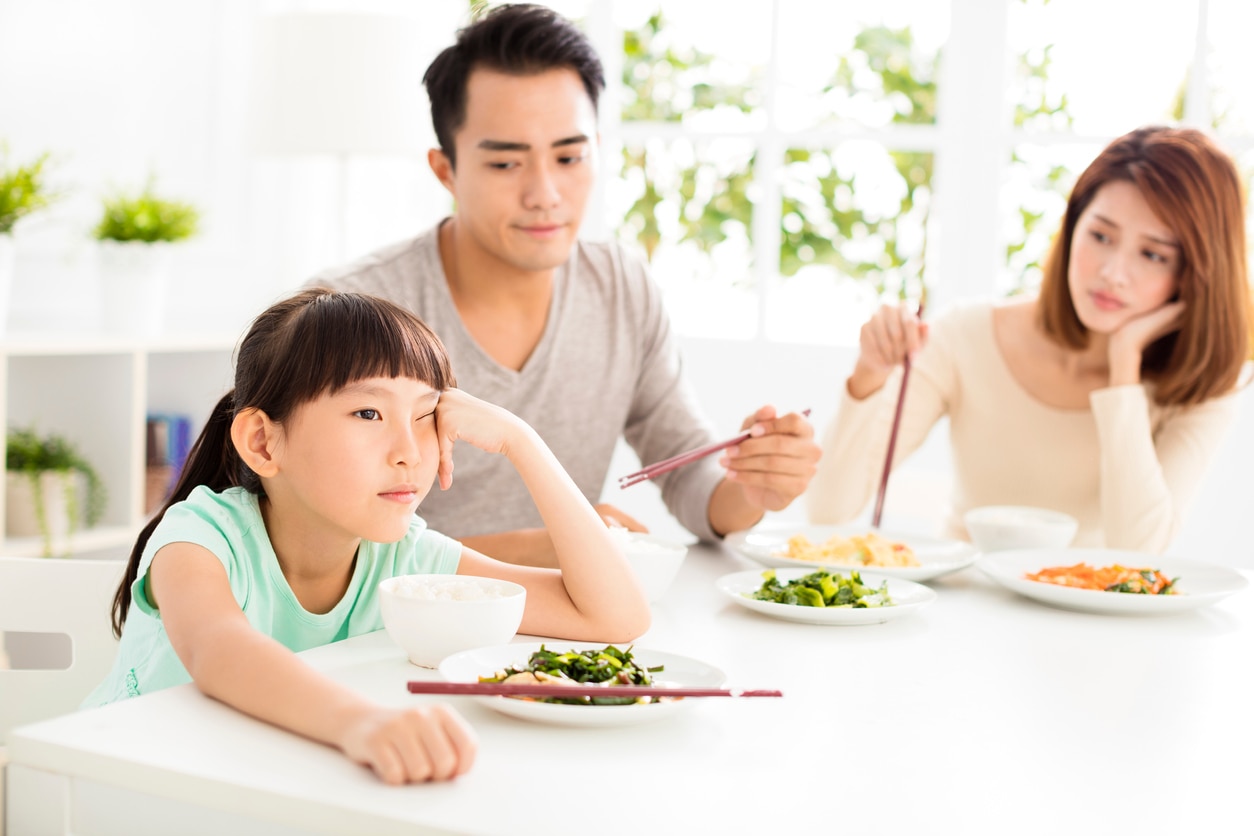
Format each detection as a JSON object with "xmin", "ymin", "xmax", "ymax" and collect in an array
[{"xmin": 6, "ymin": 539, "xmax": 1252, "ymax": 836}]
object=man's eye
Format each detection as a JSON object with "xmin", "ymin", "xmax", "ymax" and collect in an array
[
  {"xmin": 559, "ymin": 154, "xmax": 585, "ymax": 165},
  {"xmin": 488, "ymin": 161, "xmax": 517, "ymax": 170},
  {"xmin": 354, "ymin": 409, "xmax": 380, "ymax": 421}
]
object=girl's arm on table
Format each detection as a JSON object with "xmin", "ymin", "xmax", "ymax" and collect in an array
[
  {"xmin": 149, "ymin": 544, "xmax": 477, "ymax": 785},
  {"xmin": 437, "ymin": 389, "xmax": 651, "ymax": 642}
]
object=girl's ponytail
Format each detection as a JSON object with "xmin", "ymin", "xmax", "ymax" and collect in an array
[{"xmin": 110, "ymin": 391, "xmax": 242, "ymax": 637}]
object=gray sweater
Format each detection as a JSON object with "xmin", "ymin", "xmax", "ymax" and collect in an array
[{"xmin": 308, "ymin": 223, "xmax": 723, "ymax": 541}]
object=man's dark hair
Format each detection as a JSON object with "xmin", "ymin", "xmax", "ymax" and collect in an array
[{"xmin": 423, "ymin": 3, "xmax": 605, "ymax": 167}]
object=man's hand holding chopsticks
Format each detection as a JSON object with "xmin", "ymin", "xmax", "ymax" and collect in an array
[{"xmin": 708, "ymin": 405, "xmax": 820, "ymax": 536}]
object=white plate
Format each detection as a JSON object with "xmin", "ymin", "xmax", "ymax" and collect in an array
[
  {"xmin": 437, "ymin": 642, "xmax": 727, "ymax": 727},
  {"xmin": 715, "ymin": 567, "xmax": 937, "ymax": 625},
  {"xmin": 979, "ymin": 548, "xmax": 1249, "ymax": 615},
  {"xmin": 725, "ymin": 522, "xmax": 980, "ymax": 582}
]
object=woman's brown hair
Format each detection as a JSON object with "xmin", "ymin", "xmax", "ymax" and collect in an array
[{"xmin": 1037, "ymin": 125, "xmax": 1251, "ymax": 406}]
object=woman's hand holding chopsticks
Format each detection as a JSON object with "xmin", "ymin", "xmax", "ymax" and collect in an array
[
  {"xmin": 848, "ymin": 301, "xmax": 927, "ymax": 528},
  {"xmin": 847, "ymin": 303, "xmax": 930, "ymax": 400}
]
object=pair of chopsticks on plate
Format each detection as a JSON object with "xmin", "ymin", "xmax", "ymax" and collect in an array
[
  {"xmin": 871, "ymin": 299, "xmax": 926, "ymax": 529},
  {"xmin": 406, "ymin": 682, "xmax": 783, "ymax": 699},
  {"xmin": 618, "ymin": 408, "xmax": 813, "ymax": 489}
]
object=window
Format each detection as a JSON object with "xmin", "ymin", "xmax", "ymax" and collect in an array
[
  {"xmin": 596, "ymin": 1, "xmax": 947, "ymax": 344},
  {"xmin": 569, "ymin": 0, "xmax": 1251, "ymax": 345}
]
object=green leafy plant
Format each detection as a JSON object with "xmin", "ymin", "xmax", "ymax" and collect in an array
[
  {"xmin": 6, "ymin": 427, "xmax": 107, "ymax": 556},
  {"xmin": 94, "ymin": 180, "xmax": 199, "ymax": 243},
  {"xmin": 0, "ymin": 145, "xmax": 55, "ymax": 235}
]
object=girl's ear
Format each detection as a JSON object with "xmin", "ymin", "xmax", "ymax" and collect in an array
[{"xmin": 231, "ymin": 407, "xmax": 280, "ymax": 478}]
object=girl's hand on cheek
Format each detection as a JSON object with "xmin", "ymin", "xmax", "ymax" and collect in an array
[
  {"xmin": 434, "ymin": 389, "xmax": 525, "ymax": 488},
  {"xmin": 339, "ymin": 705, "xmax": 477, "ymax": 785}
]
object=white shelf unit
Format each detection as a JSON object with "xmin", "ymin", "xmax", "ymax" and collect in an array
[{"xmin": 0, "ymin": 335, "xmax": 238, "ymax": 559}]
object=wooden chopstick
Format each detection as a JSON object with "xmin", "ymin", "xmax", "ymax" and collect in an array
[
  {"xmin": 619, "ymin": 408, "xmax": 812, "ymax": 488},
  {"xmin": 406, "ymin": 682, "xmax": 783, "ymax": 698},
  {"xmin": 871, "ymin": 301, "xmax": 925, "ymax": 529}
]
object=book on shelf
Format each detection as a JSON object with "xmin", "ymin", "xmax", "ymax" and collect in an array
[{"xmin": 145, "ymin": 414, "xmax": 193, "ymax": 513}]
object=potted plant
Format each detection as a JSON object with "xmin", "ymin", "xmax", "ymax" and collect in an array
[
  {"xmin": 5, "ymin": 427, "xmax": 107, "ymax": 557},
  {"xmin": 0, "ymin": 145, "xmax": 56, "ymax": 336},
  {"xmin": 93, "ymin": 178, "xmax": 199, "ymax": 337}
]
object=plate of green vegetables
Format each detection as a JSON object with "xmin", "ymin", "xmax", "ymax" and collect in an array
[
  {"xmin": 438, "ymin": 642, "xmax": 727, "ymax": 727},
  {"xmin": 715, "ymin": 567, "xmax": 936, "ymax": 625}
]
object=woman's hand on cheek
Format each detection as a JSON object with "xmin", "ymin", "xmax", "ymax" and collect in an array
[{"xmin": 1108, "ymin": 300, "xmax": 1186, "ymax": 386}]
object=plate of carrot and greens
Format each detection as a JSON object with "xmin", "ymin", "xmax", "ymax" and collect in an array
[{"xmin": 979, "ymin": 548, "xmax": 1247, "ymax": 614}]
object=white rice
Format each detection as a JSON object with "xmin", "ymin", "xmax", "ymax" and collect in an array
[
  {"xmin": 607, "ymin": 526, "xmax": 681, "ymax": 554},
  {"xmin": 389, "ymin": 577, "xmax": 512, "ymax": 601},
  {"xmin": 977, "ymin": 507, "xmax": 1065, "ymax": 526}
]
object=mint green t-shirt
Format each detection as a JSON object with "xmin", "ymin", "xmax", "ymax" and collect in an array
[{"xmin": 83, "ymin": 485, "xmax": 462, "ymax": 707}]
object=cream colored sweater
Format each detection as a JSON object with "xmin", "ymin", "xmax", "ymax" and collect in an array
[{"xmin": 806, "ymin": 301, "xmax": 1239, "ymax": 553}]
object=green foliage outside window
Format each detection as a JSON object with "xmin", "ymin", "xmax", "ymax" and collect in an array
[
  {"xmin": 618, "ymin": 9, "xmax": 1076, "ymax": 299},
  {"xmin": 619, "ymin": 13, "xmax": 758, "ymax": 267},
  {"xmin": 781, "ymin": 25, "xmax": 935, "ymax": 299},
  {"xmin": 1005, "ymin": 45, "xmax": 1075, "ymax": 290}
]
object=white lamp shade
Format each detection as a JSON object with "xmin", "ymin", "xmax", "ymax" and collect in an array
[{"xmin": 249, "ymin": 13, "xmax": 427, "ymax": 156}]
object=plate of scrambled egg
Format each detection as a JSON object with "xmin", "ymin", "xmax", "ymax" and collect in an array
[{"xmin": 725, "ymin": 522, "xmax": 980, "ymax": 582}]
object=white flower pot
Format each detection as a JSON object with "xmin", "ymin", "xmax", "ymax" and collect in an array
[
  {"xmin": 6, "ymin": 470, "xmax": 90, "ymax": 557},
  {"xmin": 96, "ymin": 240, "xmax": 171, "ymax": 337}
]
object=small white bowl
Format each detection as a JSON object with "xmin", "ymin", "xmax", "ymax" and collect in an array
[
  {"xmin": 378, "ymin": 574, "xmax": 526, "ymax": 668},
  {"xmin": 963, "ymin": 505, "xmax": 1078, "ymax": 553},
  {"xmin": 609, "ymin": 529, "xmax": 689, "ymax": 603}
]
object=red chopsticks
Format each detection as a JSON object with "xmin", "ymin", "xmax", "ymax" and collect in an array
[
  {"xmin": 406, "ymin": 682, "xmax": 783, "ymax": 699},
  {"xmin": 619, "ymin": 408, "xmax": 812, "ymax": 489},
  {"xmin": 871, "ymin": 301, "xmax": 925, "ymax": 529}
]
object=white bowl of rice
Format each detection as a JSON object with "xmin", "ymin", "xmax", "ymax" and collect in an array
[
  {"xmin": 963, "ymin": 505, "xmax": 1078, "ymax": 553},
  {"xmin": 378, "ymin": 574, "xmax": 526, "ymax": 668},
  {"xmin": 608, "ymin": 527, "xmax": 689, "ymax": 603}
]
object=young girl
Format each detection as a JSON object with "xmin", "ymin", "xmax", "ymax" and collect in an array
[
  {"xmin": 85, "ymin": 288, "xmax": 651, "ymax": 784},
  {"xmin": 808, "ymin": 125, "xmax": 1251, "ymax": 552}
]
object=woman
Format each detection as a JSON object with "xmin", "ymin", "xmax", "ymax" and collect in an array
[{"xmin": 808, "ymin": 126, "xmax": 1251, "ymax": 552}]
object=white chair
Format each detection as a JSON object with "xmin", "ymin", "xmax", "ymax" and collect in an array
[{"xmin": 0, "ymin": 557, "xmax": 125, "ymax": 745}]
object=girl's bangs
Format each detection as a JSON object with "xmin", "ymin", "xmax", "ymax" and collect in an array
[{"xmin": 284, "ymin": 294, "xmax": 455, "ymax": 399}]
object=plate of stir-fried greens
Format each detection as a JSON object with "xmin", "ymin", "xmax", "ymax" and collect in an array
[
  {"xmin": 715, "ymin": 568, "xmax": 936, "ymax": 625},
  {"xmin": 980, "ymin": 548, "xmax": 1248, "ymax": 614},
  {"xmin": 438, "ymin": 643, "xmax": 727, "ymax": 726}
]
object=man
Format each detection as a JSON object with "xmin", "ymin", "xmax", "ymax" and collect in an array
[{"xmin": 310, "ymin": 4, "xmax": 819, "ymax": 565}]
